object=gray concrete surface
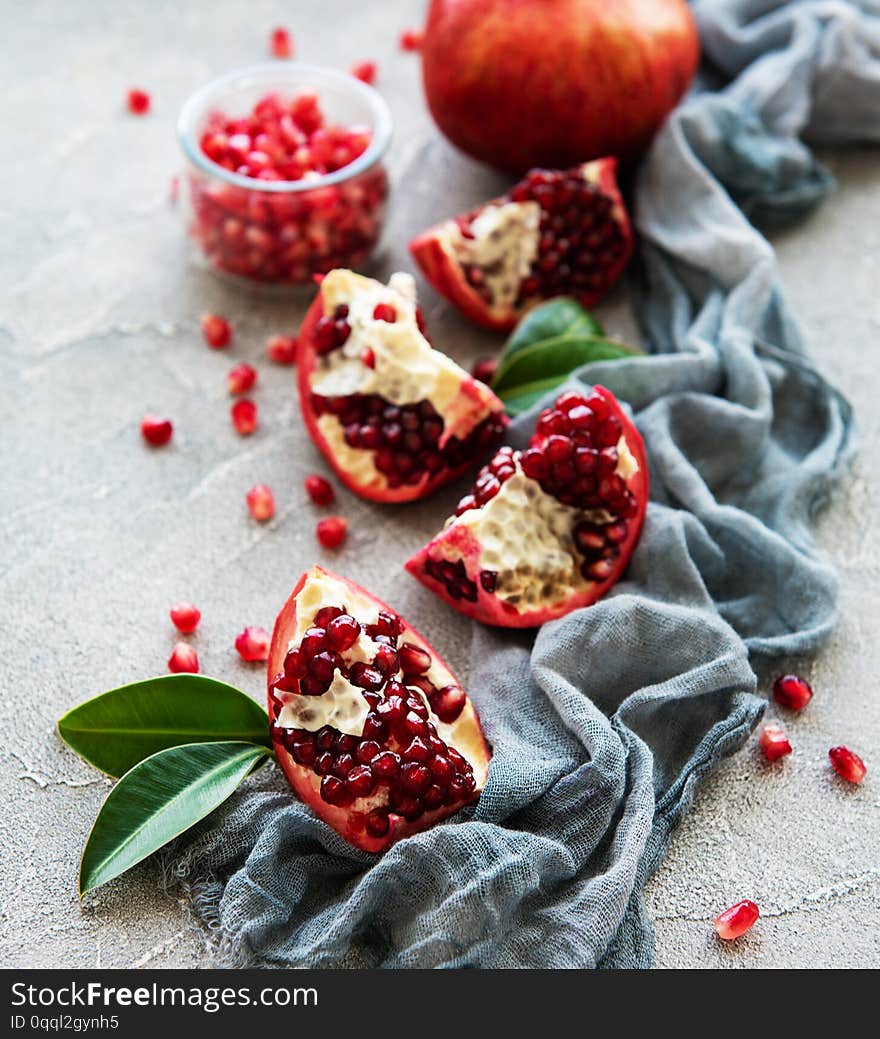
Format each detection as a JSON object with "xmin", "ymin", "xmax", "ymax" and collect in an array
[{"xmin": 1, "ymin": 1, "xmax": 877, "ymax": 969}]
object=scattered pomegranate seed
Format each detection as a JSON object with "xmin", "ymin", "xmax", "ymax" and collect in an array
[
  {"xmin": 127, "ymin": 88, "xmax": 151, "ymax": 115},
  {"xmin": 714, "ymin": 900, "xmax": 759, "ymax": 941},
  {"xmin": 351, "ymin": 61, "xmax": 377, "ymax": 85},
  {"xmin": 270, "ymin": 27, "xmax": 293, "ymax": 59},
  {"xmin": 140, "ymin": 414, "xmax": 173, "ymax": 446},
  {"xmin": 246, "ymin": 483, "xmax": 275, "ymax": 522},
  {"xmin": 361, "ymin": 347, "xmax": 376, "ymax": 369},
  {"xmin": 399, "ymin": 28, "xmax": 424, "ymax": 51},
  {"xmin": 231, "ymin": 399, "xmax": 258, "ymax": 436},
  {"xmin": 266, "ymin": 334, "xmax": 298, "ymax": 365},
  {"xmin": 372, "ymin": 302, "xmax": 397, "ymax": 323},
  {"xmin": 305, "ymin": 474, "xmax": 335, "ymax": 506},
  {"xmin": 472, "ymin": 357, "xmax": 498, "ymax": 385},
  {"xmin": 235, "ymin": 626, "xmax": 271, "ymax": 662},
  {"xmin": 829, "ymin": 746, "xmax": 867, "ymax": 784},
  {"xmin": 227, "ymin": 362, "xmax": 257, "ymax": 396},
  {"xmin": 201, "ymin": 313, "xmax": 232, "ymax": 349},
  {"xmin": 168, "ymin": 642, "xmax": 199, "ymax": 674},
  {"xmin": 759, "ymin": 723, "xmax": 792, "ymax": 762},
  {"xmin": 772, "ymin": 673, "xmax": 813, "ymax": 711},
  {"xmin": 169, "ymin": 602, "xmax": 201, "ymax": 634},
  {"xmin": 316, "ymin": 516, "xmax": 347, "ymax": 549}
]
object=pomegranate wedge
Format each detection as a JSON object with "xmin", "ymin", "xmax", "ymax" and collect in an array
[
  {"xmin": 268, "ymin": 567, "xmax": 491, "ymax": 852},
  {"xmin": 410, "ymin": 159, "xmax": 632, "ymax": 332},
  {"xmin": 406, "ymin": 387, "xmax": 648, "ymax": 627},
  {"xmin": 297, "ymin": 269, "xmax": 507, "ymax": 503}
]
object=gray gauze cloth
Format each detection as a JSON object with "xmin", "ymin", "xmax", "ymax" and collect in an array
[{"xmin": 168, "ymin": 0, "xmax": 878, "ymax": 968}]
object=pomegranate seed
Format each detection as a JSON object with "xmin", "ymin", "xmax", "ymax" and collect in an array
[
  {"xmin": 829, "ymin": 746, "xmax": 867, "ymax": 784},
  {"xmin": 227, "ymin": 362, "xmax": 257, "ymax": 396},
  {"xmin": 126, "ymin": 88, "xmax": 150, "ymax": 115},
  {"xmin": 772, "ymin": 674, "xmax": 813, "ymax": 711},
  {"xmin": 714, "ymin": 900, "xmax": 759, "ymax": 941},
  {"xmin": 351, "ymin": 61, "xmax": 377, "ymax": 85},
  {"xmin": 168, "ymin": 642, "xmax": 199, "ymax": 674},
  {"xmin": 372, "ymin": 302, "xmax": 397, "ymax": 323},
  {"xmin": 169, "ymin": 602, "xmax": 201, "ymax": 634},
  {"xmin": 471, "ymin": 357, "xmax": 498, "ymax": 385},
  {"xmin": 316, "ymin": 516, "xmax": 347, "ymax": 549},
  {"xmin": 200, "ymin": 313, "xmax": 232, "ymax": 348},
  {"xmin": 231, "ymin": 399, "xmax": 258, "ymax": 435},
  {"xmin": 361, "ymin": 347, "xmax": 376, "ymax": 369},
  {"xmin": 266, "ymin": 334, "xmax": 298, "ymax": 365},
  {"xmin": 365, "ymin": 809, "xmax": 390, "ymax": 837},
  {"xmin": 398, "ymin": 642, "xmax": 431, "ymax": 675},
  {"xmin": 304, "ymin": 474, "xmax": 335, "ymax": 505},
  {"xmin": 140, "ymin": 414, "xmax": 173, "ymax": 446},
  {"xmin": 758, "ymin": 723, "xmax": 792, "ymax": 762},
  {"xmin": 327, "ymin": 613, "xmax": 360, "ymax": 650},
  {"xmin": 235, "ymin": 626, "xmax": 270, "ymax": 663},
  {"xmin": 320, "ymin": 775, "xmax": 350, "ymax": 806},
  {"xmin": 399, "ymin": 28, "xmax": 424, "ymax": 51},
  {"xmin": 346, "ymin": 764, "xmax": 376, "ymax": 798},
  {"xmin": 246, "ymin": 483, "xmax": 275, "ymax": 521},
  {"xmin": 270, "ymin": 27, "xmax": 293, "ymax": 59}
]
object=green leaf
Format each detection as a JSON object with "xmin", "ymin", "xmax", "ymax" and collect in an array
[
  {"xmin": 491, "ymin": 298, "xmax": 638, "ymax": 413},
  {"xmin": 79, "ymin": 741, "xmax": 268, "ymax": 895},
  {"xmin": 58, "ymin": 674, "xmax": 271, "ymax": 778}
]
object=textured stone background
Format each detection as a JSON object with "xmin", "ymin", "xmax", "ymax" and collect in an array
[{"xmin": 1, "ymin": 0, "xmax": 877, "ymax": 969}]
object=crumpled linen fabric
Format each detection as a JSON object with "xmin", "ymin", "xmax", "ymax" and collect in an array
[{"xmin": 167, "ymin": 0, "xmax": 877, "ymax": 968}]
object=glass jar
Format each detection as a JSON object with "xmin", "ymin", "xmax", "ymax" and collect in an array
[{"xmin": 177, "ymin": 63, "xmax": 392, "ymax": 288}]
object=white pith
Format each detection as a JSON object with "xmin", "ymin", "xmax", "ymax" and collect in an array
[
  {"xmin": 312, "ymin": 269, "xmax": 495, "ymax": 421},
  {"xmin": 436, "ymin": 438, "xmax": 639, "ymax": 614},
  {"xmin": 275, "ymin": 569, "xmax": 488, "ymax": 783},
  {"xmin": 448, "ymin": 202, "xmax": 541, "ymax": 310}
]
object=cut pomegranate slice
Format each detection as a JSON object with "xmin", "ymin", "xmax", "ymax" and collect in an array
[
  {"xmin": 410, "ymin": 158, "xmax": 632, "ymax": 332},
  {"xmin": 297, "ymin": 269, "xmax": 508, "ymax": 503},
  {"xmin": 268, "ymin": 567, "xmax": 491, "ymax": 852},
  {"xmin": 406, "ymin": 386, "xmax": 648, "ymax": 627}
]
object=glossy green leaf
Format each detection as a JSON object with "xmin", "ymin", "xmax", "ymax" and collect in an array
[
  {"xmin": 79, "ymin": 741, "xmax": 268, "ymax": 895},
  {"xmin": 491, "ymin": 298, "xmax": 638, "ymax": 413},
  {"xmin": 58, "ymin": 674, "xmax": 271, "ymax": 778}
]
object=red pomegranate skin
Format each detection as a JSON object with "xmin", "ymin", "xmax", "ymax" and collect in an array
[{"xmin": 421, "ymin": 0, "xmax": 700, "ymax": 173}]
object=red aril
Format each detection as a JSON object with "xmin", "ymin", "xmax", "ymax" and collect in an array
[
  {"xmin": 471, "ymin": 357, "xmax": 498, "ymax": 385},
  {"xmin": 316, "ymin": 516, "xmax": 347, "ymax": 549},
  {"xmin": 168, "ymin": 643, "xmax": 199, "ymax": 674},
  {"xmin": 772, "ymin": 674, "xmax": 813, "ymax": 711},
  {"xmin": 231, "ymin": 399, "xmax": 258, "ymax": 436},
  {"xmin": 227, "ymin": 362, "xmax": 257, "ymax": 396},
  {"xmin": 201, "ymin": 313, "xmax": 232, "ymax": 348},
  {"xmin": 235, "ymin": 626, "xmax": 270, "ymax": 663},
  {"xmin": 140, "ymin": 415, "xmax": 173, "ymax": 446},
  {"xmin": 400, "ymin": 28, "xmax": 424, "ymax": 51},
  {"xmin": 169, "ymin": 602, "xmax": 201, "ymax": 634},
  {"xmin": 406, "ymin": 386, "xmax": 648, "ymax": 627},
  {"xmin": 351, "ymin": 62, "xmax": 377, "ymax": 85},
  {"xmin": 267, "ymin": 567, "xmax": 490, "ymax": 851},
  {"xmin": 297, "ymin": 269, "xmax": 507, "ymax": 503},
  {"xmin": 266, "ymin": 334, "xmax": 298, "ymax": 365},
  {"xmin": 305, "ymin": 474, "xmax": 335, "ymax": 506},
  {"xmin": 246, "ymin": 484, "xmax": 275, "ymax": 522},
  {"xmin": 758, "ymin": 724, "xmax": 792, "ymax": 762},
  {"xmin": 411, "ymin": 158, "xmax": 632, "ymax": 331},
  {"xmin": 127, "ymin": 88, "xmax": 150, "ymax": 115},
  {"xmin": 714, "ymin": 900, "xmax": 759, "ymax": 941},
  {"xmin": 270, "ymin": 27, "xmax": 293, "ymax": 59},
  {"xmin": 828, "ymin": 746, "xmax": 867, "ymax": 785}
]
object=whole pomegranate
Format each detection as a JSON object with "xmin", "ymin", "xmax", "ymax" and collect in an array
[{"xmin": 421, "ymin": 0, "xmax": 699, "ymax": 173}]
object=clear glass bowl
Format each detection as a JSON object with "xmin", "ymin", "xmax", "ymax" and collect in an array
[{"xmin": 177, "ymin": 63, "xmax": 393, "ymax": 288}]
